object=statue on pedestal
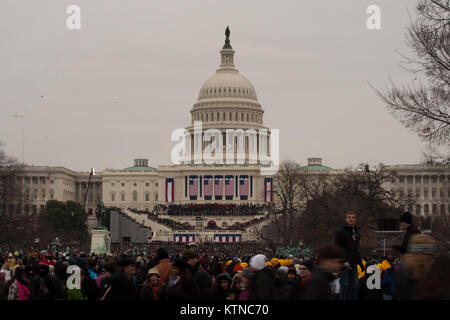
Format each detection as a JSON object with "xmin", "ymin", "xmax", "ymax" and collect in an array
[{"xmin": 95, "ymin": 201, "xmax": 106, "ymax": 228}]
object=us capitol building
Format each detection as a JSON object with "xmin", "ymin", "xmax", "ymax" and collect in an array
[{"xmin": 18, "ymin": 29, "xmax": 450, "ymax": 243}]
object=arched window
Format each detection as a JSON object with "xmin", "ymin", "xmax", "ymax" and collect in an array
[
  {"xmin": 247, "ymin": 113, "xmax": 249, "ymax": 122},
  {"xmin": 441, "ymin": 204, "xmax": 446, "ymax": 215},
  {"xmin": 206, "ymin": 113, "xmax": 208, "ymax": 122},
  {"xmin": 415, "ymin": 204, "xmax": 421, "ymax": 215},
  {"xmin": 424, "ymin": 204, "xmax": 429, "ymax": 215},
  {"xmin": 133, "ymin": 191, "xmax": 138, "ymax": 202},
  {"xmin": 217, "ymin": 112, "xmax": 220, "ymax": 121},
  {"xmin": 111, "ymin": 192, "xmax": 115, "ymax": 201},
  {"xmin": 223, "ymin": 112, "xmax": 226, "ymax": 120},
  {"xmin": 432, "ymin": 204, "xmax": 437, "ymax": 215},
  {"xmin": 229, "ymin": 112, "xmax": 232, "ymax": 121},
  {"xmin": 211, "ymin": 113, "xmax": 214, "ymax": 121}
]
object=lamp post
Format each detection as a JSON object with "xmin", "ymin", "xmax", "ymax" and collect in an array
[
  {"xmin": 81, "ymin": 168, "xmax": 94, "ymax": 248},
  {"xmin": 82, "ymin": 168, "xmax": 95, "ymax": 213}
]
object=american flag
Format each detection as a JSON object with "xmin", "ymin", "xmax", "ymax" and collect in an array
[
  {"xmin": 422, "ymin": 127, "xmax": 431, "ymax": 134},
  {"xmin": 240, "ymin": 176, "xmax": 249, "ymax": 197},
  {"xmin": 189, "ymin": 176, "xmax": 198, "ymax": 197},
  {"xmin": 264, "ymin": 178, "xmax": 272, "ymax": 202},
  {"xmin": 166, "ymin": 178, "xmax": 174, "ymax": 202},
  {"xmin": 214, "ymin": 176, "xmax": 223, "ymax": 197},
  {"xmin": 225, "ymin": 176, "xmax": 234, "ymax": 198},
  {"xmin": 204, "ymin": 176, "xmax": 213, "ymax": 198}
]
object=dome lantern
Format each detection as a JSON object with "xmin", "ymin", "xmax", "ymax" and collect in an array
[{"xmin": 219, "ymin": 26, "xmax": 236, "ymax": 71}]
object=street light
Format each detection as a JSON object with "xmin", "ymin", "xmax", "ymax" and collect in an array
[{"xmin": 82, "ymin": 168, "xmax": 95, "ymax": 213}]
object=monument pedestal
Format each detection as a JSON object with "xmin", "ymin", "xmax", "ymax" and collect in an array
[
  {"xmin": 87, "ymin": 215, "xmax": 98, "ymax": 234},
  {"xmin": 90, "ymin": 227, "xmax": 111, "ymax": 255}
]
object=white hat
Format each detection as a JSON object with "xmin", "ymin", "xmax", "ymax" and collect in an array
[
  {"xmin": 249, "ymin": 254, "xmax": 267, "ymax": 271},
  {"xmin": 278, "ymin": 266, "xmax": 289, "ymax": 275}
]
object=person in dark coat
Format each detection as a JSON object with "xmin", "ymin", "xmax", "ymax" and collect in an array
[
  {"xmin": 273, "ymin": 268, "xmax": 293, "ymax": 300},
  {"xmin": 140, "ymin": 268, "xmax": 167, "ymax": 300},
  {"xmin": 334, "ymin": 211, "xmax": 363, "ymax": 300},
  {"xmin": 80, "ymin": 267, "xmax": 101, "ymax": 300},
  {"xmin": 291, "ymin": 260, "xmax": 314, "ymax": 300},
  {"xmin": 209, "ymin": 272, "xmax": 232, "ymax": 300},
  {"xmin": 29, "ymin": 264, "xmax": 60, "ymax": 300},
  {"xmin": 393, "ymin": 212, "xmax": 420, "ymax": 254},
  {"xmin": 168, "ymin": 258, "xmax": 201, "ymax": 301},
  {"xmin": 303, "ymin": 244, "xmax": 345, "ymax": 300},
  {"xmin": 53, "ymin": 261, "xmax": 68, "ymax": 300},
  {"xmin": 145, "ymin": 254, "xmax": 159, "ymax": 271},
  {"xmin": 248, "ymin": 254, "xmax": 275, "ymax": 300},
  {"xmin": 103, "ymin": 256, "xmax": 138, "ymax": 300},
  {"xmin": 194, "ymin": 267, "xmax": 214, "ymax": 300}
]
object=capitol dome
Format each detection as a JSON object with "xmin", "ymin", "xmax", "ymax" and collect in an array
[
  {"xmin": 190, "ymin": 27, "xmax": 265, "ymax": 128},
  {"xmin": 197, "ymin": 70, "xmax": 258, "ymax": 101}
]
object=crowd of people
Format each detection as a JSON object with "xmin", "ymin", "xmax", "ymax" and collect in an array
[
  {"xmin": 120, "ymin": 210, "xmax": 194, "ymax": 231},
  {"xmin": 146, "ymin": 215, "xmax": 195, "ymax": 231},
  {"xmin": 155, "ymin": 203, "xmax": 270, "ymax": 216},
  {"xmin": 127, "ymin": 207, "xmax": 269, "ymax": 231},
  {"xmin": 109, "ymin": 242, "xmax": 269, "ymax": 259},
  {"xmin": 1, "ymin": 211, "xmax": 449, "ymax": 300}
]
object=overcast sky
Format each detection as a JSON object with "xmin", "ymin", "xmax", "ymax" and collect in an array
[{"xmin": 0, "ymin": 0, "xmax": 427, "ymax": 172}]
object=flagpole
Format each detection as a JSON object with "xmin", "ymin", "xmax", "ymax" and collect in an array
[{"xmin": 383, "ymin": 239, "xmax": 386, "ymax": 257}]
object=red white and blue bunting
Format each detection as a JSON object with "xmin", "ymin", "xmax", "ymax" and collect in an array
[
  {"xmin": 213, "ymin": 234, "xmax": 242, "ymax": 243},
  {"xmin": 173, "ymin": 234, "xmax": 196, "ymax": 243}
]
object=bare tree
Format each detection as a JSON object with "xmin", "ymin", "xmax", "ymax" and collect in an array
[
  {"xmin": 372, "ymin": 0, "xmax": 450, "ymax": 161},
  {"xmin": 0, "ymin": 145, "xmax": 33, "ymax": 246},
  {"xmin": 257, "ymin": 160, "xmax": 303, "ymax": 247},
  {"xmin": 298, "ymin": 164, "xmax": 404, "ymax": 250}
]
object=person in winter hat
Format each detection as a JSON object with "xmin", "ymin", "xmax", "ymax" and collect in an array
[
  {"xmin": 211, "ymin": 272, "xmax": 232, "ymax": 300},
  {"xmin": 250, "ymin": 254, "xmax": 267, "ymax": 271},
  {"xmin": 248, "ymin": 254, "xmax": 275, "ymax": 300},
  {"xmin": 393, "ymin": 211, "xmax": 420, "ymax": 254},
  {"xmin": 239, "ymin": 268, "xmax": 254, "ymax": 300},
  {"xmin": 140, "ymin": 268, "xmax": 167, "ymax": 300}
]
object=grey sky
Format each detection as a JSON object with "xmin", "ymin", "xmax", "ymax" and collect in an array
[{"xmin": 0, "ymin": 0, "xmax": 426, "ymax": 172}]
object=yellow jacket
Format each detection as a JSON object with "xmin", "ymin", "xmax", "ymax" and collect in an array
[{"xmin": 357, "ymin": 260, "xmax": 366, "ymax": 279}]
